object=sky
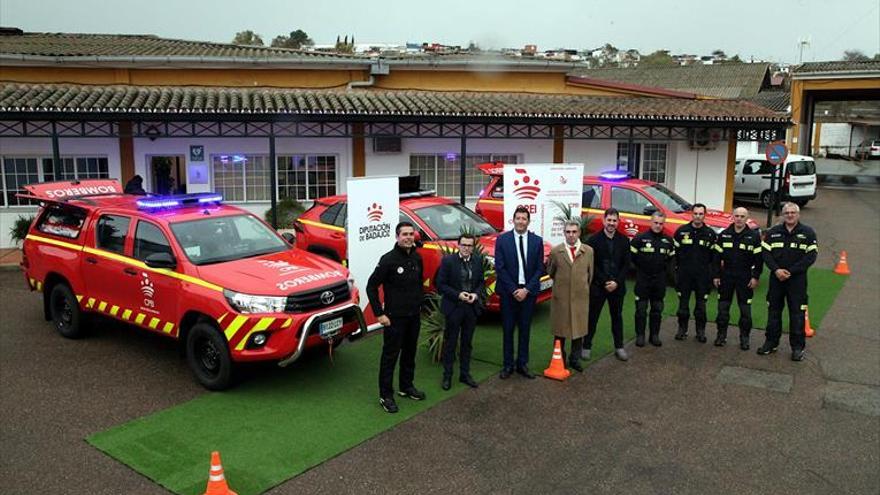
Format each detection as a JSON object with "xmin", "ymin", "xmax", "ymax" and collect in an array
[{"xmin": 2, "ymin": 0, "xmax": 878, "ymax": 64}]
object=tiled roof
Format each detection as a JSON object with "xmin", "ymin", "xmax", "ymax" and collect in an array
[
  {"xmin": 569, "ymin": 64, "xmax": 771, "ymax": 98},
  {"xmin": 746, "ymin": 90, "xmax": 790, "ymax": 113},
  {"xmin": 0, "ymin": 32, "xmax": 576, "ymax": 70},
  {"xmin": 0, "ymin": 83, "xmax": 788, "ymax": 123},
  {"xmin": 0, "ymin": 32, "xmax": 365, "ymax": 61},
  {"xmin": 792, "ymin": 60, "xmax": 880, "ymax": 75}
]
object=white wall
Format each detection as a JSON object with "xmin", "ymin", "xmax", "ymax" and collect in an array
[
  {"xmin": 668, "ymin": 141, "xmax": 728, "ymax": 209},
  {"xmin": 564, "ymin": 140, "xmax": 618, "ymax": 174}
]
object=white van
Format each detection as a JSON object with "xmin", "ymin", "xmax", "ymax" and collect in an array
[{"xmin": 734, "ymin": 154, "xmax": 817, "ymax": 208}]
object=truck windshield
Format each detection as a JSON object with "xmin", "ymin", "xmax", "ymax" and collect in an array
[
  {"xmin": 414, "ymin": 203, "xmax": 497, "ymax": 240},
  {"xmin": 170, "ymin": 214, "xmax": 288, "ymax": 265},
  {"xmin": 642, "ymin": 184, "xmax": 692, "ymax": 213}
]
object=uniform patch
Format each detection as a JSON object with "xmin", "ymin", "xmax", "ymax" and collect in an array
[{"xmin": 397, "ymin": 266, "xmax": 404, "ymax": 274}]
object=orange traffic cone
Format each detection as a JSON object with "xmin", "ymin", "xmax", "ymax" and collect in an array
[
  {"xmin": 805, "ymin": 307, "xmax": 815, "ymax": 338},
  {"xmin": 204, "ymin": 451, "xmax": 237, "ymax": 495},
  {"xmin": 543, "ymin": 339, "xmax": 571, "ymax": 381},
  {"xmin": 833, "ymin": 251, "xmax": 851, "ymax": 275}
]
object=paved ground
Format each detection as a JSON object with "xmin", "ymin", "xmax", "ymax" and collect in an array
[{"xmin": 1, "ymin": 187, "xmax": 877, "ymax": 494}]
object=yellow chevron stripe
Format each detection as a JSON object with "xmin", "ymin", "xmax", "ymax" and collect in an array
[
  {"xmin": 224, "ymin": 315, "xmax": 249, "ymax": 341},
  {"xmin": 148, "ymin": 317, "xmax": 161, "ymax": 330},
  {"xmin": 122, "ymin": 309, "xmax": 132, "ymax": 320},
  {"xmin": 298, "ymin": 218, "xmax": 346, "ymax": 233},
  {"xmin": 76, "ymin": 295, "xmax": 83, "ymax": 303},
  {"xmin": 25, "ymin": 234, "xmax": 83, "ymax": 252},
  {"xmin": 217, "ymin": 312, "xmax": 228, "ymax": 325},
  {"xmin": 79, "ymin": 246, "xmax": 223, "ymax": 292},
  {"xmin": 282, "ymin": 318, "xmax": 292, "ymax": 328},
  {"xmin": 36, "ymin": 281, "xmax": 43, "ymax": 291},
  {"xmin": 87, "ymin": 297, "xmax": 96, "ymax": 308},
  {"xmin": 235, "ymin": 317, "xmax": 275, "ymax": 351},
  {"xmin": 135, "ymin": 313, "xmax": 146, "ymax": 325},
  {"xmin": 162, "ymin": 322, "xmax": 174, "ymax": 334},
  {"xmin": 98, "ymin": 301, "xmax": 108, "ymax": 312},
  {"xmin": 109, "ymin": 305, "xmax": 119, "ymax": 316}
]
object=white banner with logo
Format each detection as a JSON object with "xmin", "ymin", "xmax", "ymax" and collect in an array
[
  {"xmin": 346, "ymin": 176, "xmax": 400, "ymax": 320},
  {"xmin": 503, "ymin": 164, "xmax": 584, "ymax": 246}
]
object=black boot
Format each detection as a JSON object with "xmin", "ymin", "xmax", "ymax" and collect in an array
[
  {"xmin": 714, "ymin": 328, "xmax": 727, "ymax": 347},
  {"xmin": 739, "ymin": 332, "xmax": 750, "ymax": 351},
  {"xmin": 635, "ymin": 332, "xmax": 646, "ymax": 347},
  {"xmin": 649, "ymin": 332, "xmax": 662, "ymax": 347},
  {"xmin": 696, "ymin": 327, "xmax": 707, "ymax": 343},
  {"xmin": 675, "ymin": 326, "xmax": 688, "ymax": 340}
]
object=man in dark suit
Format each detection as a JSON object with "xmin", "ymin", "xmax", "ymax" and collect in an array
[
  {"xmin": 436, "ymin": 233, "xmax": 486, "ymax": 390},
  {"xmin": 494, "ymin": 205, "xmax": 545, "ymax": 379},
  {"xmin": 584, "ymin": 208, "xmax": 631, "ymax": 361}
]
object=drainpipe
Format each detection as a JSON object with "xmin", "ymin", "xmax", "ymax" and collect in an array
[{"xmin": 347, "ymin": 61, "xmax": 388, "ymax": 90}]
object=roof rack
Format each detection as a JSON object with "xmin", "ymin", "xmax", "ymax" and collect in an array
[{"xmin": 400, "ymin": 190, "xmax": 436, "ymax": 199}]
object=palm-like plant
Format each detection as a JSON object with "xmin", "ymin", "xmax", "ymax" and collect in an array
[{"xmin": 550, "ymin": 200, "xmax": 596, "ymax": 243}]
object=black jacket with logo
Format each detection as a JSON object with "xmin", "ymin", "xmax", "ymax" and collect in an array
[
  {"xmin": 673, "ymin": 222, "xmax": 717, "ymax": 276},
  {"xmin": 762, "ymin": 222, "xmax": 818, "ymax": 277},
  {"xmin": 714, "ymin": 224, "xmax": 763, "ymax": 280},
  {"xmin": 630, "ymin": 229, "xmax": 675, "ymax": 278},
  {"xmin": 367, "ymin": 244, "xmax": 424, "ymax": 318}
]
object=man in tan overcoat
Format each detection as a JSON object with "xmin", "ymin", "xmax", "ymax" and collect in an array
[{"xmin": 547, "ymin": 220, "xmax": 594, "ymax": 372}]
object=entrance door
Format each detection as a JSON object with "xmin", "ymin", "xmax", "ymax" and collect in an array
[{"xmin": 149, "ymin": 156, "xmax": 186, "ymax": 195}]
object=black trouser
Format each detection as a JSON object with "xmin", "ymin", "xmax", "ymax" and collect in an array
[
  {"xmin": 441, "ymin": 306, "xmax": 477, "ymax": 379},
  {"xmin": 555, "ymin": 336, "xmax": 583, "ymax": 365},
  {"xmin": 378, "ymin": 315, "xmax": 420, "ymax": 399},
  {"xmin": 676, "ymin": 270, "xmax": 711, "ymax": 333},
  {"xmin": 634, "ymin": 275, "xmax": 666, "ymax": 339},
  {"xmin": 716, "ymin": 274, "xmax": 754, "ymax": 339},
  {"xmin": 585, "ymin": 289, "xmax": 625, "ymax": 349},
  {"xmin": 766, "ymin": 275, "xmax": 808, "ymax": 351}
]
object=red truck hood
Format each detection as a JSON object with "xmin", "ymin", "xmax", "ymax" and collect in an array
[{"xmin": 196, "ymin": 248, "xmax": 348, "ymax": 295}]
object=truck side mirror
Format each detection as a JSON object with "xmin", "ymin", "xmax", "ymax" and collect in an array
[
  {"xmin": 643, "ymin": 205, "xmax": 658, "ymax": 216},
  {"xmin": 282, "ymin": 232, "xmax": 296, "ymax": 245},
  {"xmin": 144, "ymin": 252, "xmax": 177, "ymax": 269}
]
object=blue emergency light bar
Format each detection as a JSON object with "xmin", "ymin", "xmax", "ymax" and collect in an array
[
  {"xmin": 137, "ymin": 192, "xmax": 223, "ymax": 210},
  {"xmin": 599, "ymin": 170, "xmax": 632, "ymax": 181}
]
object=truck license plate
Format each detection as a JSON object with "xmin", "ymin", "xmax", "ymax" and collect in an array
[
  {"xmin": 540, "ymin": 278, "xmax": 553, "ymax": 291},
  {"xmin": 319, "ymin": 317, "xmax": 343, "ymax": 338}
]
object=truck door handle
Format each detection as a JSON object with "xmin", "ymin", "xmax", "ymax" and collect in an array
[
  {"xmin": 123, "ymin": 268, "xmax": 138, "ymax": 276},
  {"xmin": 85, "ymin": 257, "xmax": 98, "ymax": 264}
]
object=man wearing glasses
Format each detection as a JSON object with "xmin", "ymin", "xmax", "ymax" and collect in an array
[
  {"xmin": 760, "ymin": 202, "xmax": 818, "ymax": 361},
  {"xmin": 436, "ymin": 233, "xmax": 486, "ymax": 390},
  {"xmin": 546, "ymin": 220, "xmax": 593, "ymax": 372}
]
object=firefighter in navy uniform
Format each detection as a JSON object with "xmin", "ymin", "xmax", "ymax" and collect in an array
[
  {"xmin": 630, "ymin": 211, "xmax": 675, "ymax": 347},
  {"xmin": 712, "ymin": 207, "xmax": 763, "ymax": 350},
  {"xmin": 759, "ymin": 202, "xmax": 818, "ymax": 361},
  {"xmin": 673, "ymin": 203, "xmax": 717, "ymax": 343}
]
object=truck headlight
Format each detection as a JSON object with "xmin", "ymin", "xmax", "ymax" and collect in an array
[{"xmin": 224, "ymin": 289, "xmax": 286, "ymax": 314}]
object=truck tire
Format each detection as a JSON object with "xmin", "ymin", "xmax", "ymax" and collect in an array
[
  {"xmin": 49, "ymin": 283, "xmax": 85, "ymax": 339},
  {"xmin": 760, "ymin": 191, "xmax": 775, "ymax": 209},
  {"xmin": 186, "ymin": 322, "xmax": 234, "ymax": 390}
]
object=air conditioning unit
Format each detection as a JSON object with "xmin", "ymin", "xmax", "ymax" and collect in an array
[
  {"xmin": 688, "ymin": 128, "xmax": 722, "ymax": 150},
  {"xmin": 372, "ymin": 136, "xmax": 402, "ymax": 153}
]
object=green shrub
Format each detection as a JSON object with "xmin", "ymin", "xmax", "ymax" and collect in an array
[
  {"xmin": 9, "ymin": 215, "xmax": 35, "ymax": 245},
  {"xmin": 265, "ymin": 198, "xmax": 305, "ymax": 228}
]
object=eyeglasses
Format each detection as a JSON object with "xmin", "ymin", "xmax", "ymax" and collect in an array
[{"xmin": 459, "ymin": 243, "xmax": 475, "ymax": 248}]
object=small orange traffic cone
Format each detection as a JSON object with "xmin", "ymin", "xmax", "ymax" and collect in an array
[
  {"xmin": 543, "ymin": 339, "xmax": 571, "ymax": 381},
  {"xmin": 805, "ymin": 307, "xmax": 815, "ymax": 338},
  {"xmin": 833, "ymin": 251, "xmax": 851, "ymax": 275},
  {"xmin": 204, "ymin": 451, "xmax": 237, "ymax": 495}
]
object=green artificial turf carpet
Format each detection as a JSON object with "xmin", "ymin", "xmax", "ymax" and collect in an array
[{"xmin": 87, "ymin": 268, "xmax": 845, "ymax": 494}]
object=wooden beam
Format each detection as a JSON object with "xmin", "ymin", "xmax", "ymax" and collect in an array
[
  {"xmin": 553, "ymin": 125, "xmax": 564, "ymax": 163},
  {"xmin": 724, "ymin": 132, "xmax": 737, "ymax": 211},
  {"xmin": 352, "ymin": 123, "xmax": 365, "ymax": 177},
  {"xmin": 118, "ymin": 121, "xmax": 135, "ymax": 183}
]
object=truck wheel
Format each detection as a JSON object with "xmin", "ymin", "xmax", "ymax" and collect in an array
[
  {"xmin": 49, "ymin": 283, "xmax": 85, "ymax": 339},
  {"xmin": 760, "ymin": 191, "xmax": 775, "ymax": 209},
  {"xmin": 186, "ymin": 322, "xmax": 234, "ymax": 390}
]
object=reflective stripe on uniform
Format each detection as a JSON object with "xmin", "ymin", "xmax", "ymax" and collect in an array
[
  {"xmin": 712, "ymin": 244, "xmax": 723, "ymax": 253},
  {"xmin": 806, "ymin": 245, "xmax": 818, "ymax": 252},
  {"xmin": 762, "ymin": 242, "xmax": 772, "ymax": 251},
  {"xmin": 630, "ymin": 245, "xmax": 639, "ymax": 254},
  {"xmin": 722, "ymin": 242, "xmax": 733, "ymax": 248}
]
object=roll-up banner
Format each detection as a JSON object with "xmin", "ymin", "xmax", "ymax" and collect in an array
[
  {"xmin": 346, "ymin": 176, "xmax": 400, "ymax": 329},
  {"xmin": 502, "ymin": 164, "xmax": 584, "ymax": 247}
]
